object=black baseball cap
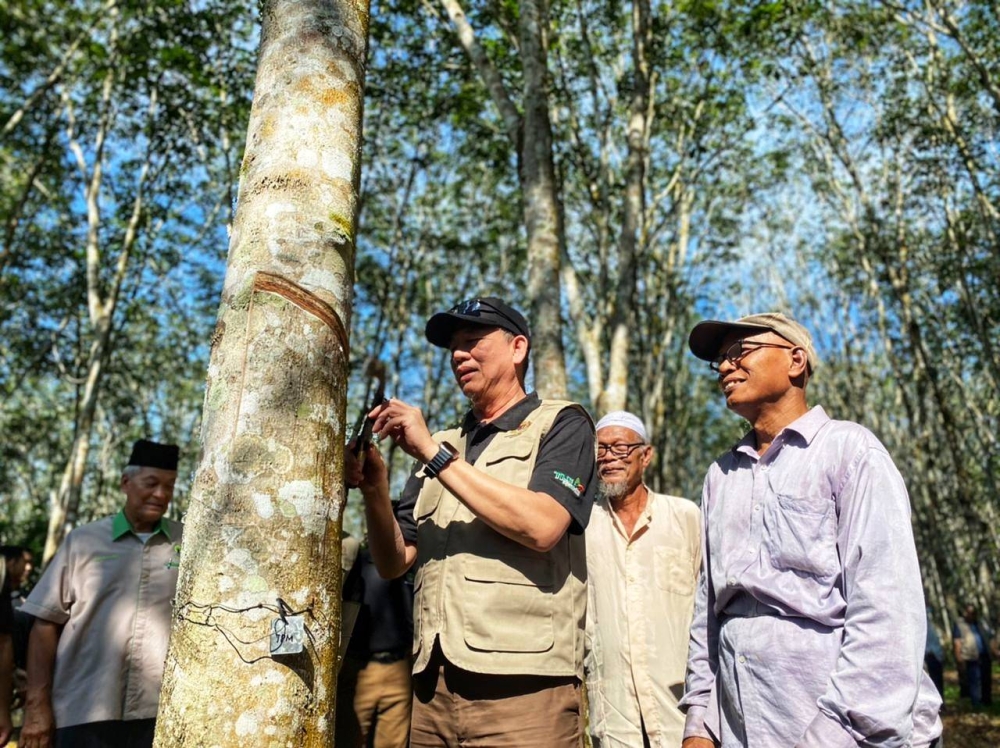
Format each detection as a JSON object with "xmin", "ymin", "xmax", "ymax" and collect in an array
[{"xmin": 425, "ymin": 297, "xmax": 531, "ymax": 348}]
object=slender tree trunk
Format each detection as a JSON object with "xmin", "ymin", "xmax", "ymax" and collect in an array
[
  {"xmin": 41, "ymin": 16, "xmax": 153, "ymax": 562},
  {"xmin": 154, "ymin": 0, "xmax": 369, "ymax": 744},
  {"xmin": 519, "ymin": 0, "xmax": 567, "ymax": 397},
  {"xmin": 438, "ymin": 0, "xmax": 568, "ymax": 397},
  {"xmin": 42, "ymin": 315, "xmax": 113, "ymax": 563},
  {"xmin": 598, "ymin": 0, "xmax": 651, "ymax": 415}
]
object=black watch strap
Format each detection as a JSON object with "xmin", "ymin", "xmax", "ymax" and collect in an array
[{"xmin": 424, "ymin": 442, "xmax": 456, "ymax": 478}]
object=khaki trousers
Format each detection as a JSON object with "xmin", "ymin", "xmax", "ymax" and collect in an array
[
  {"xmin": 410, "ymin": 650, "xmax": 583, "ymax": 748},
  {"xmin": 337, "ymin": 657, "xmax": 413, "ymax": 748}
]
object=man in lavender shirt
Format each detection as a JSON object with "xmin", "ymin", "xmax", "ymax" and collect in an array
[{"xmin": 679, "ymin": 313, "xmax": 942, "ymax": 748}]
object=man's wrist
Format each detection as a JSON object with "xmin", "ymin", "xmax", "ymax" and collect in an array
[
  {"xmin": 24, "ymin": 688, "xmax": 53, "ymax": 705},
  {"xmin": 423, "ymin": 442, "xmax": 457, "ymax": 478}
]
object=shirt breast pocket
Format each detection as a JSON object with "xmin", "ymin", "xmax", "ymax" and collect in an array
[
  {"xmin": 764, "ymin": 494, "xmax": 839, "ymax": 577},
  {"xmin": 655, "ymin": 546, "xmax": 695, "ymax": 596}
]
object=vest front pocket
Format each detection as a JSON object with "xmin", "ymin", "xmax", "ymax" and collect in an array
[
  {"xmin": 461, "ymin": 556, "xmax": 555, "ymax": 653},
  {"xmin": 415, "ymin": 481, "xmax": 444, "ymax": 523},
  {"xmin": 481, "ymin": 440, "xmax": 535, "ymax": 489}
]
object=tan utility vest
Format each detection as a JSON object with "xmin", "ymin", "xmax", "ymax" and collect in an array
[{"xmin": 411, "ymin": 399, "xmax": 589, "ymax": 678}]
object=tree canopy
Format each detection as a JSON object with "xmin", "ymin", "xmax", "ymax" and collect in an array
[{"xmin": 2, "ymin": 0, "xmax": 997, "ymax": 634}]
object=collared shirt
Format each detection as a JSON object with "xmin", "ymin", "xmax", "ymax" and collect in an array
[
  {"xmin": 585, "ymin": 490, "xmax": 701, "ymax": 748},
  {"xmin": 679, "ymin": 406, "xmax": 942, "ymax": 747},
  {"xmin": 21, "ymin": 510, "xmax": 183, "ymax": 728},
  {"xmin": 396, "ymin": 392, "xmax": 597, "ymax": 542}
]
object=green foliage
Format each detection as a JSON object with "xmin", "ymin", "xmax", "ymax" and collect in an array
[
  {"xmin": 0, "ymin": 0, "xmax": 255, "ymax": 548},
  {"xmin": 3, "ymin": 0, "xmax": 997, "ymax": 625}
]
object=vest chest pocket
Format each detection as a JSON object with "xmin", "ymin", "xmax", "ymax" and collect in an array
[
  {"xmin": 481, "ymin": 439, "xmax": 535, "ymax": 486},
  {"xmin": 462, "ymin": 556, "xmax": 554, "ymax": 653}
]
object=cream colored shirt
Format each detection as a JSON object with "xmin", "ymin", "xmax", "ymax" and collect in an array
[
  {"xmin": 585, "ymin": 490, "xmax": 701, "ymax": 748},
  {"xmin": 22, "ymin": 511, "xmax": 182, "ymax": 728}
]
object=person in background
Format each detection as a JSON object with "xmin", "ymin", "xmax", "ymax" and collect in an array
[
  {"xmin": 680, "ymin": 312, "xmax": 941, "ymax": 748},
  {"xmin": 0, "ymin": 546, "xmax": 23, "ymax": 746},
  {"xmin": 1, "ymin": 548, "xmax": 32, "ymax": 603},
  {"xmin": 336, "ymin": 544, "xmax": 414, "ymax": 748},
  {"xmin": 19, "ymin": 439, "xmax": 182, "ymax": 748},
  {"xmin": 1, "ymin": 544, "xmax": 34, "ymax": 746},
  {"xmin": 953, "ymin": 603, "xmax": 992, "ymax": 707},
  {"xmin": 584, "ymin": 411, "xmax": 701, "ymax": 747}
]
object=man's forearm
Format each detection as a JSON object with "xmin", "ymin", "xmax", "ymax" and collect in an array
[
  {"xmin": 361, "ymin": 482, "xmax": 415, "ymax": 579},
  {"xmin": 435, "ymin": 458, "xmax": 571, "ymax": 552},
  {"xmin": 25, "ymin": 620, "xmax": 59, "ymax": 709},
  {"xmin": 21, "ymin": 619, "xmax": 60, "ymax": 748}
]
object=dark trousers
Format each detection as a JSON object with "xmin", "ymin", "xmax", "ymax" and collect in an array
[
  {"xmin": 981, "ymin": 653, "xmax": 993, "ymax": 705},
  {"xmin": 55, "ymin": 719, "xmax": 156, "ymax": 748},
  {"xmin": 925, "ymin": 653, "xmax": 944, "ymax": 698},
  {"xmin": 963, "ymin": 660, "xmax": 983, "ymax": 705}
]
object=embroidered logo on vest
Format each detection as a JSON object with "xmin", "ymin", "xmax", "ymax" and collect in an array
[{"xmin": 507, "ymin": 420, "xmax": 533, "ymax": 435}]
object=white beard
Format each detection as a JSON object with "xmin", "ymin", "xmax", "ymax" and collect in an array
[{"xmin": 598, "ymin": 479, "xmax": 628, "ymax": 502}]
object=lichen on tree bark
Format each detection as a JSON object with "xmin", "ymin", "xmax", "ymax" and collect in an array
[{"xmin": 154, "ymin": 0, "xmax": 370, "ymax": 745}]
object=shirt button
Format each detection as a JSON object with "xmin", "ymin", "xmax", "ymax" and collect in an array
[
  {"xmin": 754, "ymin": 504, "xmax": 761, "ymax": 511},
  {"xmin": 727, "ymin": 577, "xmax": 736, "ymax": 586},
  {"xmin": 738, "ymin": 655, "xmax": 747, "ymax": 664}
]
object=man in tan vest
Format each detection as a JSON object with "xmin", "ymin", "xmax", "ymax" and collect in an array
[{"xmin": 346, "ymin": 297, "xmax": 597, "ymax": 747}]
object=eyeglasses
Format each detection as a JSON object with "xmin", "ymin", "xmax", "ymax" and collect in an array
[
  {"xmin": 596, "ymin": 442, "xmax": 646, "ymax": 459},
  {"xmin": 709, "ymin": 339, "xmax": 795, "ymax": 372}
]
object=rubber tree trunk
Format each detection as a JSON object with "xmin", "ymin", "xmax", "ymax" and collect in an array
[
  {"xmin": 519, "ymin": 0, "xmax": 567, "ymax": 398},
  {"xmin": 153, "ymin": 0, "xmax": 369, "ymax": 744}
]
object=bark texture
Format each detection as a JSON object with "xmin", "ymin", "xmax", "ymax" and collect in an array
[{"xmin": 154, "ymin": 0, "xmax": 369, "ymax": 745}]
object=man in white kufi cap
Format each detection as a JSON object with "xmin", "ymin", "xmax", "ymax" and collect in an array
[{"xmin": 584, "ymin": 411, "xmax": 701, "ymax": 747}]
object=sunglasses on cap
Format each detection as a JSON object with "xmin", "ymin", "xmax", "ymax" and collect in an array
[{"xmin": 450, "ymin": 298, "xmax": 526, "ymax": 334}]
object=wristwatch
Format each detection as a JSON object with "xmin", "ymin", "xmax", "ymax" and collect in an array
[{"xmin": 423, "ymin": 442, "xmax": 457, "ymax": 478}]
